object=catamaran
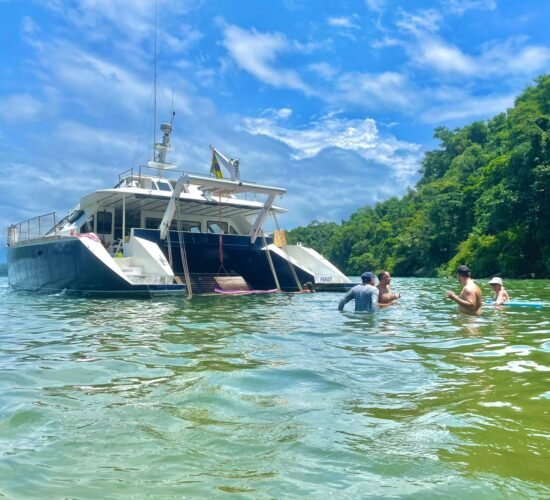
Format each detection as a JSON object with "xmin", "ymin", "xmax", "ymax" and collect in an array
[{"xmin": 6, "ymin": 121, "xmax": 352, "ymax": 297}]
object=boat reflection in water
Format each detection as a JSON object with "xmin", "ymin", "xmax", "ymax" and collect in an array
[{"xmin": 6, "ymin": 123, "xmax": 352, "ymax": 297}]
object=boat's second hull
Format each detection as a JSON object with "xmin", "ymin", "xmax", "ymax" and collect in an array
[{"xmin": 7, "ymin": 237, "xmax": 185, "ymax": 297}]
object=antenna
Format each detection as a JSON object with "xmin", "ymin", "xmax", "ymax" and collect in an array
[{"xmin": 152, "ymin": 0, "xmax": 158, "ymax": 159}]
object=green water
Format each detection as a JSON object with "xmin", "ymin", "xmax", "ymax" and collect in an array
[{"xmin": 0, "ymin": 277, "xmax": 549, "ymax": 498}]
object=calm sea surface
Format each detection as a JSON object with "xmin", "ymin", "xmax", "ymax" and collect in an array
[{"xmin": 1, "ymin": 276, "xmax": 549, "ymax": 498}]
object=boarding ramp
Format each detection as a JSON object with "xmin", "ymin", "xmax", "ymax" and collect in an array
[
  {"xmin": 184, "ymin": 273, "xmax": 250, "ymax": 294},
  {"xmin": 267, "ymin": 244, "xmax": 352, "ymax": 290}
]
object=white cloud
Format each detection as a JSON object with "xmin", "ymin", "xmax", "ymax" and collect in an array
[
  {"xmin": 442, "ymin": 0, "xmax": 497, "ymax": 15},
  {"xmin": 221, "ymin": 24, "xmax": 315, "ymax": 94},
  {"xmin": 371, "ymin": 36, "xmax": 401, "ymax": 49},
  {"xmin": 44, "ymin": 0, "xmax": 154, "ymax": 42},
  {"xmin": 396, "ymin": 8, "xmax": 550, "ymax": 79},
  {"xmin": 241, "ymin": 113, "xmax": 422, "ymax": 181},
  {"xmin": 479, "ymin": 38, "xmax": 550, "ymax": 76},
  {"xmin": 414, "ymin": 37, "xmax": 476, "ymax": 74},
  {"xmin": 48, "ymin": 43, "xmax": 154, "ymax": 115},
  {"xmin": 396, "ymin": 9, "xmax": 442, "ymax": 36},
  {"xmin": 0, "ymin": 94, "xmax": 43, "ymax": 122},
  {"xmin": 412, "ymin": 35, "xmax": 550, "ymax": 77},
  {"xmin": 276, "ymin": 108, "xmax": 293, "ymax": 119},
  {"xmin": 327, "ymin": 16, "xmax": 359, "ymax": 29},
  {"xmin": 335, "ymin": 71, "xmax": 414, "ymax": 110},
  {"xmin": 162, "ymin": 26, "xmax": 203, "ymax": 53},
  {"xmin": 421, "ymin": 91, "xmax": 515, "ymax": 122},
  {"xmin": 365, "ymin": 0, "xmax": 386, "ymax": 12},
  {"xmin": 308, "ymin": 62, "xmax": 338, "ymax": 80}
]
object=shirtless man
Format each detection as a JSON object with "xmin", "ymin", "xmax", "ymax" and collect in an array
[
  {"xmin": 377, "ymin": 270, "xmax": 401, "ymax": 305},
  {"xmin": 445, "ymin": 265, "xmax": 482, "ymax": 315}
]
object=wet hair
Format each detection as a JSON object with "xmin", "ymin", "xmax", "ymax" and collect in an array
[
  {"xmin": 303, "ymin": 281, "xmax": 314, "ymax": 291},
  {"xmin": 377, "ymin": 270, "xmax": 389, "ymax": 281},
  {"xmin": 456, "ymin": 265, "xmax": 471, "ymax": 277}
]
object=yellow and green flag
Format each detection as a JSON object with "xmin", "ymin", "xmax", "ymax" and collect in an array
[{"xmin": 210, "ymin": 152, "xmax": 223, "ymax": 179}]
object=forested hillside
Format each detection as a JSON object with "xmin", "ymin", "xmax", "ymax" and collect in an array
[{"xmin": 287, "ymin": 75, "xmax": 550, "ymax": 278}]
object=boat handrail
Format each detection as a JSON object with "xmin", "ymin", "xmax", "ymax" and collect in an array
[
  {"xmin": 116, "ymin": 165, "xmax": 261, "ymax": 189},
  {"xmin": 7, "ymin": 212, "xmax": 58, "ymax": 245}
]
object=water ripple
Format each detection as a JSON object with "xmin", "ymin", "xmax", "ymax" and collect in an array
[{"xmin": 0, "ymin": 277, "xmax": 549, "ymax": 497}]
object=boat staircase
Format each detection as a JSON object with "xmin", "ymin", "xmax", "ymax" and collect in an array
[
  {"xmin": 179, "ymin": 273, "xmax": 251, "ymax": 294},
  {"xmin": 115, "ymin": 257, "xmax": 171, "ymax": 285}
]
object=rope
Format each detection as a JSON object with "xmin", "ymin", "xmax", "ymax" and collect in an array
[{"xmin": 271, "ymin": 211, "xmax": 302, "ymax": 291}]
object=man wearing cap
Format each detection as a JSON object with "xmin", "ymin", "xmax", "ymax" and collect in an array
[
  {"xmin": 488, "ymin": 277, "xmax": 509, "ymax": 306},
  {"xmin": 445, "ymin": 264, "xmax": 482, "ymax": 315},
  {"xmin": 338, "ymin": 272, "xmax": 379, "ymax": 312}
]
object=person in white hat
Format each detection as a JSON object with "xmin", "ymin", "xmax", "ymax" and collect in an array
[{"xmin": 488, "ymin": 277, "xmax": 509, "ymax": 306}]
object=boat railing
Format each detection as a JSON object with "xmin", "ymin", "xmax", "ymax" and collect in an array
[
  {"xmin": 117, "ymin": 165, "xmax": 185, "ymax": 187},
  {"xmin": 117, "ymin": 165, "xmax": 259, "ymax": 188},
  {"xmin": 7, "ymin": 212, "xmax": 58, "ymax": 245}
]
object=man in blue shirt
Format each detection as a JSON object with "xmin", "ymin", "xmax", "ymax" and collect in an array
[{"xmin": 338, "ymin": 272, "xmax": 379, "ymax": 312}]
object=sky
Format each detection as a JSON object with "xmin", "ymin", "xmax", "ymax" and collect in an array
[{"xmin": 1, "ymin": 0, "xmax": 549, "ymax": 260}]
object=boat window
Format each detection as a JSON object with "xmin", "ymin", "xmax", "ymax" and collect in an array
[
  {"xmin": 80, "ymin": 215, "xmax": 94, "ymax": 233},
  {"xmin": 145, "ymin": 218, "xmax": 202, "ymax": 232},
  {"xmin": 157, "ymin": 181, "xmax": 172, "ymax": 192},
  {"xmin": 68, "ymin": 210, "xmax": 84, "ymax": 224},
  {"xmin": 145, "ymin": 217, "xmax": 162, "ymax": 229},
  {"xmin": 96, "ymin": 211, "xmax": 113, "ymax": 234},
  {"xmin": 207, "ymin": 221, "xmax": 228, "ymax": 234},
  {"xmin": 179, "ymin": 221, "xmax": 201, "ymax": 232},
  {"xmin": 229, "ymin": 225, "xmax": 239, "ymax": 235}
]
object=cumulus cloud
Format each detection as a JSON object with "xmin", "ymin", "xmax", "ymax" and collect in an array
[
  {"xmin": 413, "ymin": 37, "xmax": 477, "ymax": 74},
  {"xmin": 2, "ymin": 0, "xmax": 546, "ymax": 235},
  {"xmin": 234, "ymin": 114, "xmax": 424, "ymax": 227},
  {"xmin": 221, "ymin": 24, "xmax": 315, "ymax": 94},
  {"xmin": 241, "ymin": 112, "xmax": 422, "ymax": 182}
]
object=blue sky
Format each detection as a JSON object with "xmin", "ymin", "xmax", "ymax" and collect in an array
[{"xmin": 1, "ymin": 0, "xmax": 549, "ymax": 261}]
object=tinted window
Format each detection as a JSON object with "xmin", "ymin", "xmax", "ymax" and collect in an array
[
  {"xmin": 96, "ymin": 211, "xmax": 112, "ymax": 234},
  {"xmin": 146, "ymin": 218, "xmax": 201, "ymax": 232},
  {"xmin": 146, "ymin": 217, "xmax": 162, "ymax": 229}
]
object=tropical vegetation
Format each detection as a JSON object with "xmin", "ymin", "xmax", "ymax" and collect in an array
[{"xmin": 287, "ymin": 75, "xmax": 550, "ymax": 278}]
